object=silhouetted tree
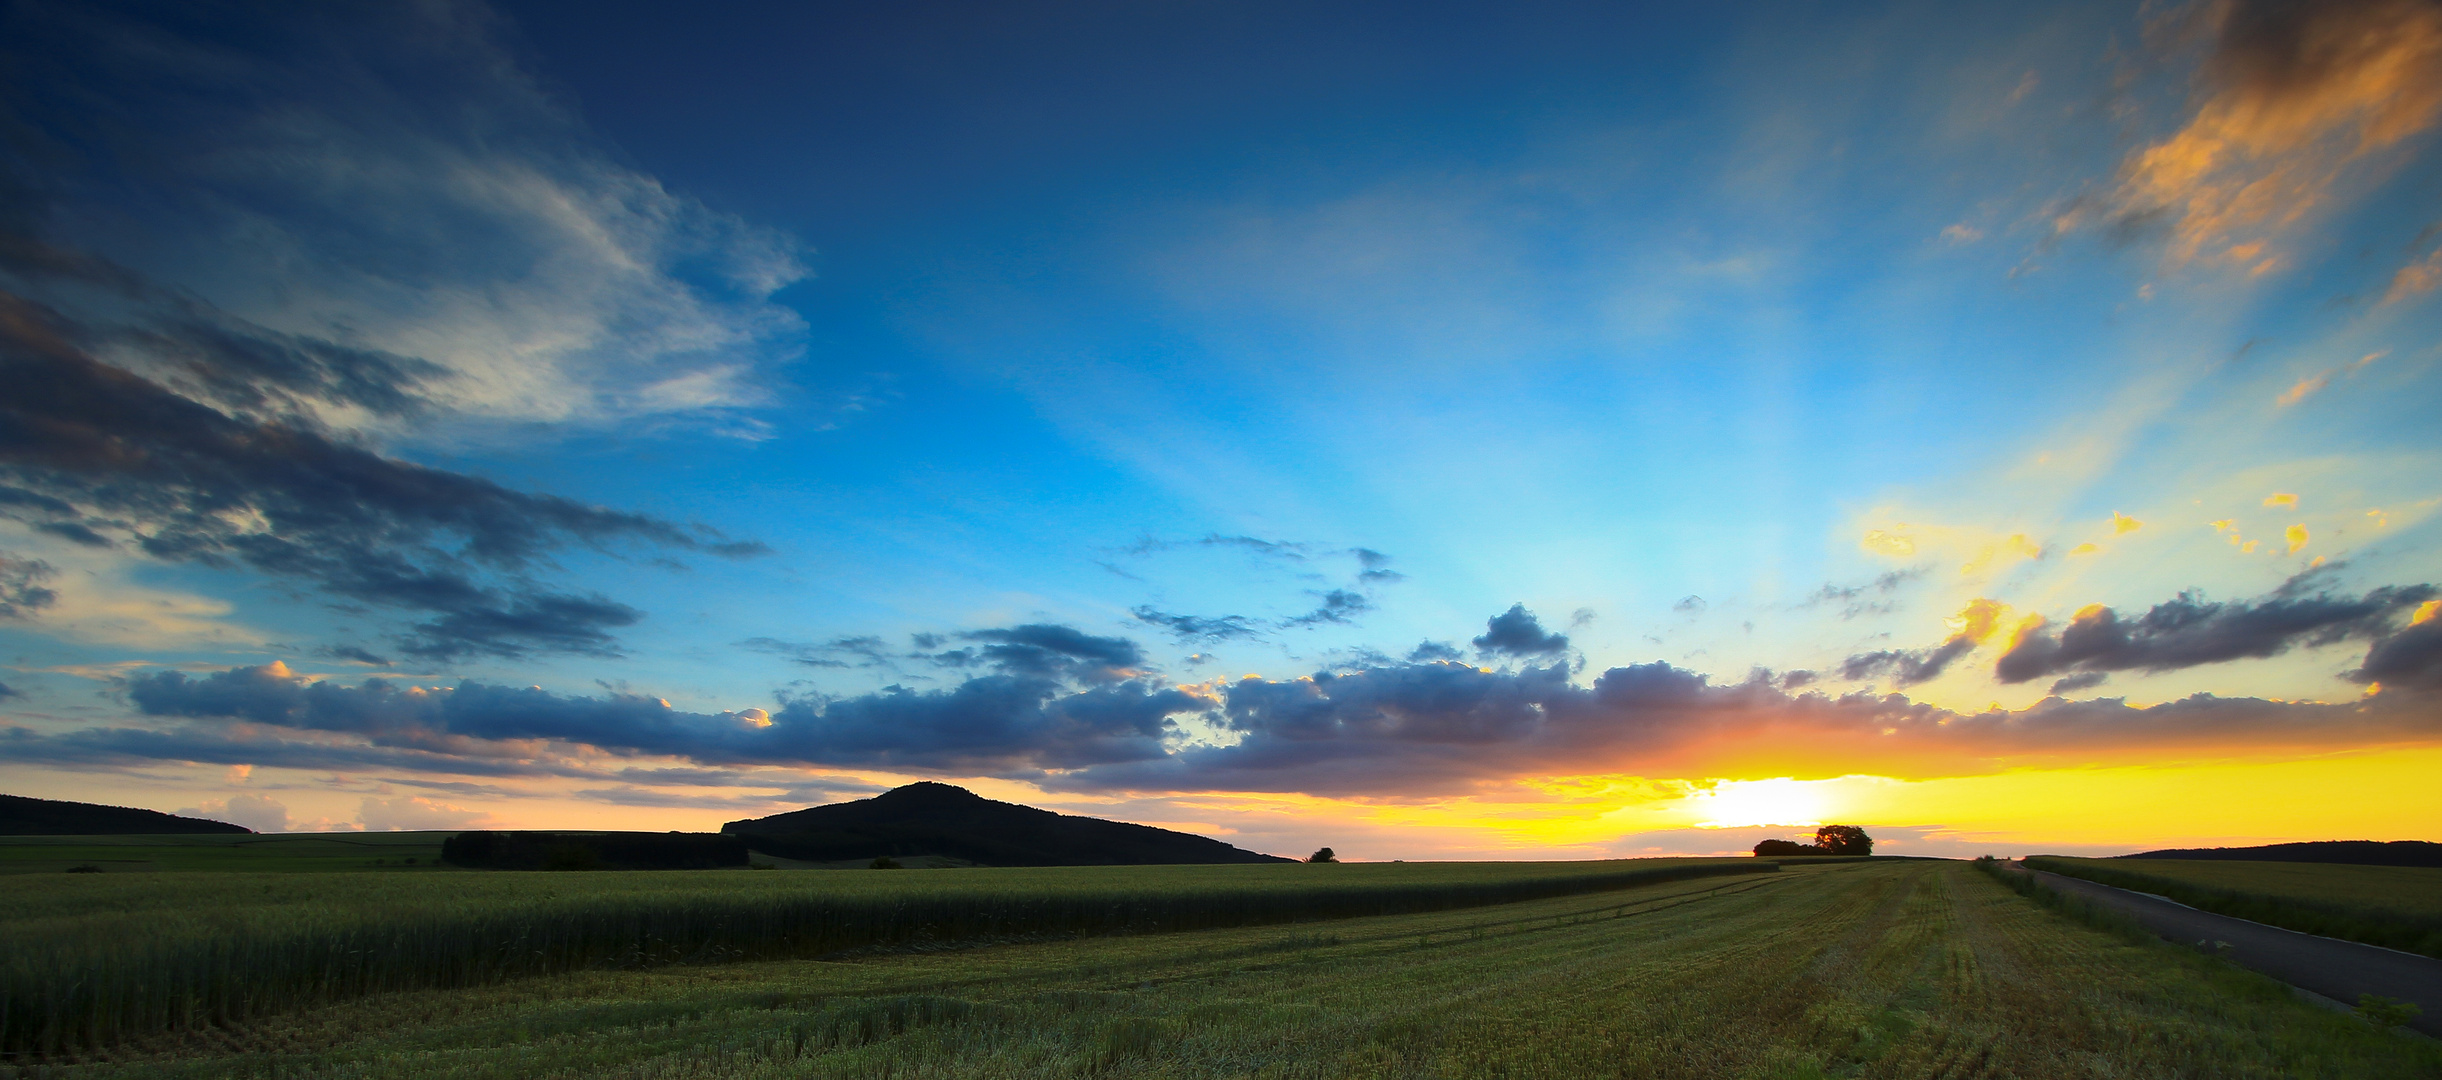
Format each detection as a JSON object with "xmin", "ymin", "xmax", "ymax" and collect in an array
[
  {"xmin": 1815, "ymin": 825, "xmax": 1873, "ymax": 856},
  {"xmin": 1752, "ymin": 839, "xmax": 1822, "ymax": 857},
  {"xmin": 1307, "ymin": 847, "xmax": 1338, "ymax": 863}
]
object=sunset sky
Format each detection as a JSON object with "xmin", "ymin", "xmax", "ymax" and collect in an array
[{"xmin": 3, "ymin": 0, "xmax": 2440, "ymax": 859}]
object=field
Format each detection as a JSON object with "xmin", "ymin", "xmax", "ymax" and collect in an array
[
  {"xmin": 8, "ymin": 860, "xmax": 2433, "ymax": 1079},
  {"xmin": 2, "ymin": 857, "xmax": 1768, "ymax": 1054},
  {"xmin": 0, "ymin": 833, "xmax": 451, "ymax": 874},
  {"xmin": 2026, "ymin": 857, "xmax": 2442, "ymax": 959}
]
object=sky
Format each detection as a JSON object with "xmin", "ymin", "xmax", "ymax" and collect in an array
[{"xmin": 2, "ymin": 0, "xmax": 2440, "ymax": 860}]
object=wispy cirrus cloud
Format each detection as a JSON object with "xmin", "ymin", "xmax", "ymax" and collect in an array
[{"xmin": 2063, "ymin": 0, "xmax": 2442, "ymax": 273}]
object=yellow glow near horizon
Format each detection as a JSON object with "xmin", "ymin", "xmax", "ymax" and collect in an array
[{"xmin": 1687, "ymin": 777, "xmax": 1832, "ymax": 828}]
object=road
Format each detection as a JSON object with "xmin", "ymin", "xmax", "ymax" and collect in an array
[{"xmin": 2027, "ymin": 868, "xmax": 2442, "ymax": 1038}]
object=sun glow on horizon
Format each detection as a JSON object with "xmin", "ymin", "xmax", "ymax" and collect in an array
[{"xmin": 1688, "ymin": 777, "xmax": 1836, "ymax": 829}]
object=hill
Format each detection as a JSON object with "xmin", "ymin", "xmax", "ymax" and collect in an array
[
  {"xmin": 2117, "ymin": 840, "xmax": 2442, "ymax": 867},
  {"xmin": 0, "ymin": 794, "xmax": 251, "ymax": 835},
  {"xmin": 722, "ymin": 782, "xmax": 1293, "ymax": 866}
]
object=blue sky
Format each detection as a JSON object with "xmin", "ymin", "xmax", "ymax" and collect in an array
[{"xmin": 3, "ymin": 0, "xmax": 2440, "ymax": 857}]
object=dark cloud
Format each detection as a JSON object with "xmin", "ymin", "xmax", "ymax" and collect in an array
[
  {"xmin": 1472, "ymin": 604, "xmax": 1569, "ymax": 658},
  {"xmin": 1777, "ymin": 670, "xmax": 1817, "ymax": 690},
  {"xmin": 2352, "ymin": 618, "xmax": 2442, "ymax": 691},
  {"xmin": 1841, "ymin": 641, "xmax": 1975, "ymax": 686},
  {"xmin": 1843, "ymin": 600, "xmax": 2008, "ymax": 687},
  {"xmin": 32, "ymin": 521, "xmax": 111, "ymax": 547},
  {"xmin": 318, "ymin": 645, "xmax": 391, "ymax": 666},
  {"xmin": 1406, "ymin": 640, "xmax": 1464, "ymax": 662},
  {"xmin": 1673, "ymin": 595, "xmax": 1706, "ymax": 613},
  {"xmin": 1805, "ymin": 568, "xmax": 1926, "ymax": 618},
  {"xmin": 0, "ymin": 291, "xmax": 756, "ymax": 659},
  {"xmin": 740, "ymin": 635, "xmax": 897, "ymax": 669},
  {"xmin": 961, "ymin": 624, "xmax": 1146, "ymax": 679},
  {"xmin": 112, "ymin": 640, "xmax": 1199, "ymax": 773},
  {"xmin": 0, "ymin": 551, "xmax": 58, "ymax": 618},
  {"xmin": 1354, "ymin": 548, "xmax": 1405, "ymax": 584},
  {"xmin": 1283, "ymin": 589, "xmax": 1373, "ymax": 628},
  {"xmin": 0, "ymin": 681, "xmax": 18, "ymax": 700},
  {"xmin": 0, "ymin": 3, "xmax": 788, "ymax": 660},
  {"xmin": 1130, "ymin": 606, "xmax": 1263, "ymax": 644},
  {"xmin": 1994, "ymin": 584, "xmax": 2435, "ymax": 684},
  {"xmin": 2049, "ymin": 671, "xmax": 2111, "ymax": 695},
  {"xmin": 26, "ymin": 627, "xmax": 2442, "ymax": 797}
]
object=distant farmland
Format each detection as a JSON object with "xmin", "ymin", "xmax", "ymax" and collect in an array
[
  {"xmin": 2027, "ymin": 856, "xmax": 2442, "ymax": 959},
  {"xmin": 13, "ymin": 860, "xmax": 2432, "ymax": 1078}
]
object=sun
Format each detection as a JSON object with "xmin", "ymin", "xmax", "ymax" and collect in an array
[{"xmin": 1690, "ymin": 778, "xmax": 1831, "ymax": 828}]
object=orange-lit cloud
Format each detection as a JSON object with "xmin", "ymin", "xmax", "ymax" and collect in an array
[
  {"xmin": 2286, "ymin": 523, "xmax": 2311, "ymax": 553},
  {"xmin": 2264, "ymin": 492, "xmax": 2298, "ymax": 508},
  {"xmin": 2112, "ymin": 511, "xmax": 2144, "ymax": 534},
  {"xmin": 2387, "ymin": 242, "xmax": 2442, "ymax": 303},
  {"xmin": 2088, "ymin": 0, "xmax": 2442, "ymax": 269}
]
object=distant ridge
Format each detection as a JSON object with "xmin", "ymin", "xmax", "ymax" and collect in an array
[
  {"xmin": 0, "ymin": 793, "xmax": 251, "ymax": 835},
  {"xmin": 723, "ymin": 782, "xmax": 1293, "ymax": 866},
  {"xmin": 2119, "ymin": 840, "xmax": 2442, "ymax": 868}
]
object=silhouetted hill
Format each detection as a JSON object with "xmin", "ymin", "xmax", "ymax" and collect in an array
[
  {"xmin": 0, "ymin": 793, "xmax": 251, "ymax": 835},
  {"xmin": 2119, "ymin": 840, "xmax": 2442, "ymax": 867},
  {"xmin": 723, "ymin": 782, "xmax": 1293, "ymax": 866}
]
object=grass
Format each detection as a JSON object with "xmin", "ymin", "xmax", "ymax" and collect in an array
[
  {"xmin": 0, "ymin": 833, "xmax": 453, "ymax": 875},
  {"xmin": 2025, "ymin": 856, "xmax": 2442, "ymax": 959},
  {"xmin": 12, "ymin": 860, "xmax": 2435, "ymax": 1078},
  {"xmin": 0, "ymin": 857, "xmax": 1766, "ymax": 1055}
]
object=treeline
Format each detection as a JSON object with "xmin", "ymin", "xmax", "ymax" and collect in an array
[
  {"xmin": 1, "ymin": 860, "xmax": 1772, "ymax": 1055},
  {"xmin": 1752, "ymin": 826, "xmax": 1873, "ymax": 858},
  {"xmin": 2023, "ymin": 857, "xmax": 2442, "ymax": 960}
]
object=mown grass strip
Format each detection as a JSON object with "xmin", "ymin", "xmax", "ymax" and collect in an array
[
  {"xmin": 0, "ymin": 858, "xmax": 1771, "ymax": 1056},
  {"xmin": 2024, "ymin": 856, "xmax": 2442, "ymax": 960}
]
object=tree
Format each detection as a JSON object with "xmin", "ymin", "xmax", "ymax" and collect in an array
[
  {"xmin": 1752, "ymin": 838, "xmax": 1820, "ymax": 857},
  {"xmin": 1307, "ymin": 847, "xmax": 1338, "ymax": 863},
  {"xmin": 1815, "ymin": 825, "xmax": 1873, "ymax": 856}
]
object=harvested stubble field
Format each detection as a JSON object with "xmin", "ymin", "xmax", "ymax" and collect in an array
[
  {"xmin": 2026, "ymin": 856, "xmax": 2442, "ymax": 959},
  {"xmin": 9, "ymin": 860, "xmax": 2436, "ymax": 1079}
]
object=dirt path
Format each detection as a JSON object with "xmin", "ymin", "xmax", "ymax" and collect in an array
[{"xmin": 2029, "ymin": 868, "xmax": 2442, "ymax": 1037}]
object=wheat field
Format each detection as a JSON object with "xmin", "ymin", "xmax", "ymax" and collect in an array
[{"xmin": 14, "ymin": 860, "xmax": 2435, "ymax": 1079}]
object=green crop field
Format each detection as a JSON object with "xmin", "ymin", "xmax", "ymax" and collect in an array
[
  {"xmin": 7, "ymin": 860, "xmax": 2431, "ymax": 1079},
  {"xmin": 0, "ymin": 832, "xmax": 453, "ymax": 875},
  {"xmin": 2026, "ymin": 856, "xmax": 2442, "ymax": 960},
  {"xmin": 2, "ymin": 857, "xmax": 1768, "ymax": 1054}
]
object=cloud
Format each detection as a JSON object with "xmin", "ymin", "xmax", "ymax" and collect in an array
[
  {"xmin": 2352, "ymin": 600, "xmax": 2442, "ymax": 690},
  {"xmin": 2048, "ymin": 671, "xmax": 2111, "ymax": 695},
  {"xmin": 358, "ymin": 796, "xmax": 491, "ymax": 832},
  {"xmin": 739, "ymin": 635, "xmax": 892, "ymax": 669},
  {"xmin": 1804, "ymin": 567, "xmax": 1926, "ymax": 619},
  {"xmin": 175, "ymin": 793, "xmax": 289, "ymax": 833},
  {"xmin": 26, "ymin": 612, "xmax": 2442, "ymax": 798},
  {"xmin": 2387, "ymin": 242, "xmax": 2442, "ymax": 302},
  {"xmin": 1994, "ymin": 581, "xmax": 2436, "ymax": 684},
  {"xmin": 0, "ymin": 551, "xmax": 58, "ymax": 618},
  {"xmin": 2078, "ymin": 0, "xmax": 2442, "ymax": 269},
  {"xmin": 1472, "ymin": 604, "xmax": 1570, "ymax": 658},
  {"xmin": 1130, "ymin": 606, "xmax": 1264, "ymax": 643},
  {"xmin": 0, "ymin": 682, "xmax": 17, "ymax": 700},
  {"xmin": 1406, "ymin": 640, "xmax": 1465, "ymax": 662},
  {"xmin": 959, "ymin": 624, "xmax": 1147, "ymax": 680},
  {"xmin": 0, "ymin": 1, "xmax": 806, "ymax": 430},
  {"xmin": 2264, "ymin": 492, "xmax": 2298, "ymax": 508},
  {"xmin": 0, "ymin": 292, "xmax": 752, "ymax": 659},
  {"xmin": 1283, "ymin": 589, "xmax": 1374, "ymax": 628},
  {"xmin": 1841, "ymin": 599, "xmax": 2008, "ymax": 686}
]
